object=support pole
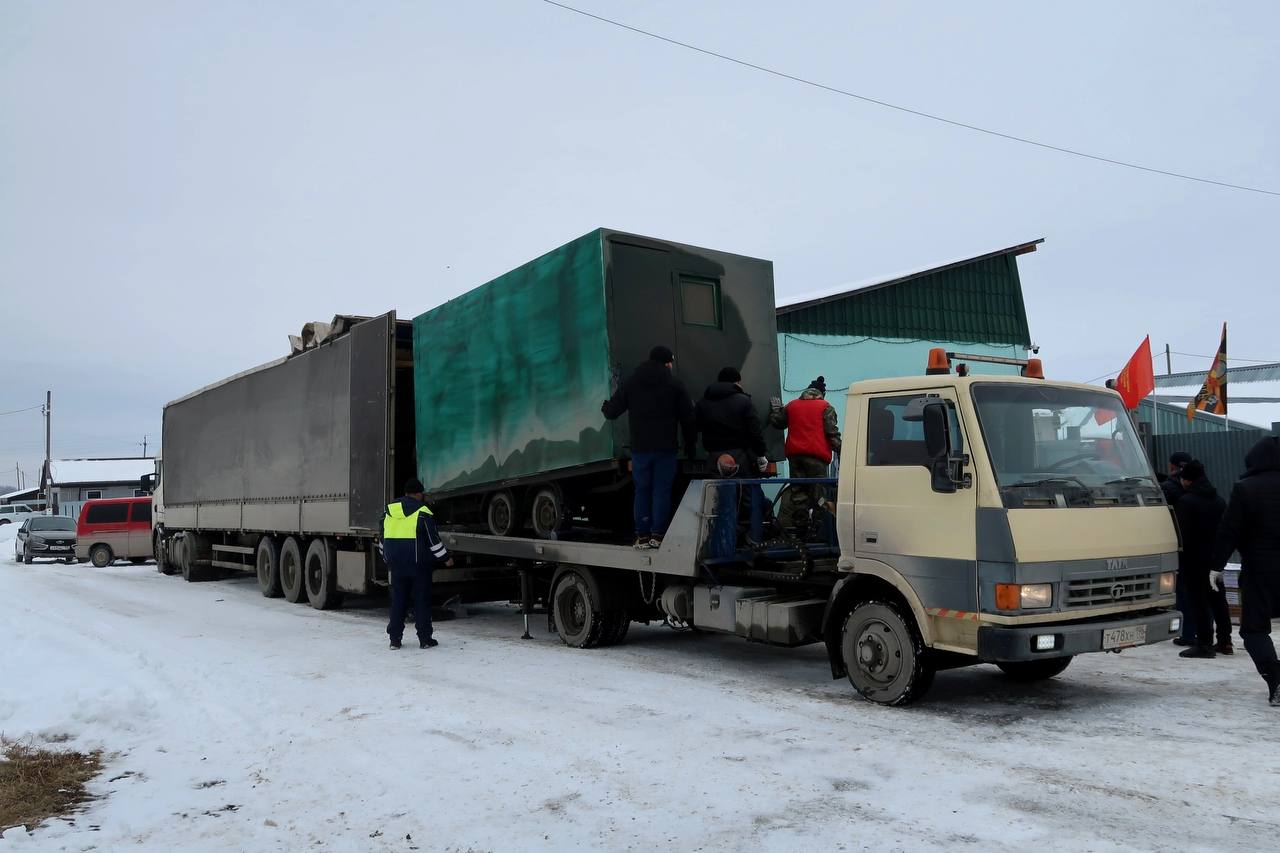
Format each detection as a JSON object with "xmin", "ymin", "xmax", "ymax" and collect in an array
[
  {"xmin": 519, "ymin": 568, "xmax": 533, "ymax": 640},
  {"xmin": 42, "ymin": 390, "xmax": 52, "ymax": 513}
]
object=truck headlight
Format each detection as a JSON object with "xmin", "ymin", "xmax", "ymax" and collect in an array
[
  {"xmin": 1020, "ymin": 584, "xmax": 1053, "ymax": 609},
  {"xmin": 1159, "ymin": 572, "xmax": 1176, "ymax": 595}
]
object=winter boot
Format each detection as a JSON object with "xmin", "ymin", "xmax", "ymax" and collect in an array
[
  {"xmin": 1214, "ymin": 640, "xmax": 1235, "ymax": 655},
  {"xmin": 1172, "ymin": 637, "xmax": 1194, "ymax": 647},
  {"xmin": 389, "ymin": 639, "xmax": 402, "ymax": 650},
  {"xmin": 420, "ymin": 638, "xmax": 439, "ymax": 649},
  {"xmin": 1179, "ymin": 646, "xmax": 1216, "ymax": 659},
  {"xmin": 1266, "ymin": 667, "xmax": 1280, "ymax": 707},
  {"xmin": 633, "ymin": 537, "xmax": 652, "ymax": 550}
]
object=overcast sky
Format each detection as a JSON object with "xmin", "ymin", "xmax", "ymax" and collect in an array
[{"xmin": 2, "ymin": 0, "xmax": 1277, "ymax": 485}]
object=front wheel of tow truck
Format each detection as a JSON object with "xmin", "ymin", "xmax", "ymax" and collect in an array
[
  {"xmin": 841, "ymin": 600, "xmax": 934, "ymax": 706},
  {"xmin": 551, "ymin": 569, "xmax": 607, "ymax": 648},
  {"xmin": 996, "ymin": 657, "xmax": 1073, "ymax": 682}
]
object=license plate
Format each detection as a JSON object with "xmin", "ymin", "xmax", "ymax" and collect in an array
[{"xmin": 1102, "ymin": 625, "xmax": 1147, "ymax": 649}]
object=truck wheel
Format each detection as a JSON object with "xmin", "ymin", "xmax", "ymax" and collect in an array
[
  {"xmin": 600, "ymin": 609, "xmax": 632, "ymax": 646},
  {"xmin": 156, "ymin": 533, "xmax": 176, "ymax": 575},
  {"xmin": 841, "ymin": 600, "xmax": 935, "ymax": 706},
  {"xmin": 552, "ymin": 569, "xmax": 607, "ymax": 648},
  {"xmin": 89, "ymin": 544, "xmax": 114, "ymax": 568},
  {"xmin": 531, "ymin": 486, "xmax": 569, "ymax": 539},
  {"xmin": 304, "ymin": 537, "xmax": 343, "ymax": 610},
  {"xmin": 280, "ymin": 537, "xmax": 306, "ymax": 603},
  {"xmin": 255, "ymin": 536, "xmax": 283, "ymax": 598},
  {"xmin": 996, "ymin": 657, "xmax": 1074, "ymax": 682},
  {"xmin": 486, "ymin": 491, "xmax": 517, "ymax": 537}
]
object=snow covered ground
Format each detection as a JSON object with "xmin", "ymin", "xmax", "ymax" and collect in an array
[{"xmin": 2, "ymin": 535, "xmax": 1278, "ymax": 851}]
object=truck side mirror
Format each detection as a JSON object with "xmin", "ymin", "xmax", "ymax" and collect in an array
[
  {"xmin": 922, "ymin": 403, "xmax": 958, "ymax": 494},
  {"xmin": 140, "ymin": 473, "xmax": 155, "ymax": 493}
]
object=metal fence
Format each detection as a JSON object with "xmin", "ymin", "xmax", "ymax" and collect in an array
[{"xmin": 1150, "ymin": 428, "xmax": 1274, "ymax": 500}]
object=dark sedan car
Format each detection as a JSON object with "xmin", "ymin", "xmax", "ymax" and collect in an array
[{"xmin": 13, "ymin": 516, "xmax": 78, "ymax": 564}]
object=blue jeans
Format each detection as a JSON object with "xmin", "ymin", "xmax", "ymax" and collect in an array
[{"xmin": 632, "ymin": 451, "xmax": 677, "ymax": 537}]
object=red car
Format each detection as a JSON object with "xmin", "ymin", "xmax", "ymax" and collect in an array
[{"xmin": 76, "ymin": 497, "xmax": 153, "ymax": 567}]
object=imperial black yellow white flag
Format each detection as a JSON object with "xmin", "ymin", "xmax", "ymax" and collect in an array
[{"xmin": 1186, "ymin": 323, "xmax": 1228, "ymax": 421}]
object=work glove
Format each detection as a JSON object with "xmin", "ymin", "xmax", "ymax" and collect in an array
[
  {"xmin": 756, "ymin": 456, "xmax": 769, "ymax": 473},
  {"xmin": 1209, "ymin": 570, "xmax": 1224, "ymax": 592},
  {"xmin": 769, "ymin": 396, "xmax": 782, "ymax": 411}
]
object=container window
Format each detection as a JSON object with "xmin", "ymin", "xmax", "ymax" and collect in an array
[
  {"xmin": 85, "ymin": 503, "xmax": 127, "ymax": 524},
  {"xmin": 679, "ymin": 275, "xmax": 721, "ymax": 327}
]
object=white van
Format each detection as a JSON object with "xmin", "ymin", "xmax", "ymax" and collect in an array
[{"xmin": 0, "ymin": 504, "xmax": 41, "ymax": 526}]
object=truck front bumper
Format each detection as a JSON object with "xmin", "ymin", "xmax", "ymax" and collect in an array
[{"xmin": 977, "ymin": 610, "xmax": 1182, "ymax": 662}]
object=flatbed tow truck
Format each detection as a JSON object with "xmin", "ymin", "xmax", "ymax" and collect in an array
[{"xmin": 435, "ymin": 350, "xmax": 1183, "ymax": 705}]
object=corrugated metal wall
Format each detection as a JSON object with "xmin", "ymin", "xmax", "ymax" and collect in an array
[
  {"xmin": 776, "ymin": 253, "xmax": 1031, "ymax": 346},
  {"xmin": 1136, "ymin": 399, "xmax": 1261, "ymax": 435},
  {"xmin": 1151, "ymin": 429, "xmax": 1275, "ymax": 501}
]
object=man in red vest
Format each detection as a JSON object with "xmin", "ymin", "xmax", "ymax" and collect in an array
[{"xmin": 769, "ymin": 376, "xmax": 842, "ymax": 531}]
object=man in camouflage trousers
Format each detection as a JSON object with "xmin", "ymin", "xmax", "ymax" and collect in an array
[{"xmin": 769, "ymin": 376, "xmax": 842, "ymax": 532}]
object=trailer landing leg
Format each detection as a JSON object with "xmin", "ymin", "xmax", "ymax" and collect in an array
[{"xmin": 519, "ymin": 569, "xmax": 533, "ymax": 640}]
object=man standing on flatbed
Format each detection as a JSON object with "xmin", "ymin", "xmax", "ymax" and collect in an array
[
  {"xmin": 769, "ymin": 375, "xmax": 842, "ymax": 530},
  {"xmin": 383, "ymin": 478, "xmax": 453, "ymax": 650}
]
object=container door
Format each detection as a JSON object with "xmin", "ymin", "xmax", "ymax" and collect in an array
[{"xmin": 349, "ymin": 311, "xmax": 396, "ymax": 531}]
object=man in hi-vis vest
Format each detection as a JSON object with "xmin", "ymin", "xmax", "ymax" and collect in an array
[
  {"xmin": 769, "ymin": 376, "xmax": 842, "ymax": 531},
  {"xmin": 383, "ymin": 478, "xmax": 452, "ymax": 650}
]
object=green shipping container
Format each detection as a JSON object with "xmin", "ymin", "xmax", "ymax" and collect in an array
[{"xmin": 413, "ymin": 229, "xmax": 783, "ymax": 500}]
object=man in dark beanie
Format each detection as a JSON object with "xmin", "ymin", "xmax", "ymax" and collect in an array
[
  {"xmin": 1212, "ymin": 435, "xmax": 1280, "ymax": 706},
  {"xmin": 769, "ymin": 376, "xmax": 842, "ymax": 530},
  {"xmin": 1165, "ymin": 450, "xmax": 1196, "ymax": 645},
  {"xmin": 695, "ymin": 366, "xmax": 768, "ymax": 477},
  {"xmin": 1173, "ymin": 460, "xmax": 1232, "ymax": 659},
  {"xmin": 382, "ymin": 477, "xmax": 452, "ymax": 650},
  {"xmin": 602, "ymin": 345, "xmax": 696, "ymax": 549}
]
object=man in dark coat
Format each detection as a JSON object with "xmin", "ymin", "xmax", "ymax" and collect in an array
[
  {"xmin": 383, "ymin": 478, "xmax": 453, "ymax": 650},
  {"xmin": 602, "ymin": 345, "xmax": 696, "ymax": 549},
  {"xmin": 1164, "ymin": 450, "xmax": 1196, "ymax": 645},
  {"xmin": 695, "ymin": 366, "xmax": 768, "ymax": 478},
  {"xmin": 1174, "ymin": 461, "xmax": 1232, "ymax": 658},
  {"xmin": 1212, "ymin": 436, "xmax": 1280, "ymax": 706}
]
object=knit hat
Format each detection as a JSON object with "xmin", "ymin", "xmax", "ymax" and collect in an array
[
  {"xmin": 807, "ymin": 376, "xmax": 827, "ymax": 394},
  {"xmin": 404, "ymin": 477, "xmax": 425, "ymax": 494},
  {"xmin": 717, "ymin": 366, "xmax": 742, "ymax": 383},
  {"xmin": 1169, "ymin": 451, "xmax": 1193, "ymax": 467},
  {"xmin": 649, "ymin": 345, "xmax": 674, "ymax": 364},
  {"xmin": 1180, "ymin": 460, "xmax": 1206, "ymax": 481}
]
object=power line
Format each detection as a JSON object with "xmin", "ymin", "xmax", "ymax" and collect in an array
[
  {"xmin": 1080, "ymin": 354, "xmax": 1162, "ymax": 386},
  {"xmin": 1170, "ymin": 350, "xmax": 1276, "ymax": 363},
  {"xmin": 540, "ymin": 1, "xmax": 1280, "ymax": 198},
  {"xmin": 0, "ymin": 404, "xmax": 43, "ymax": 417}
]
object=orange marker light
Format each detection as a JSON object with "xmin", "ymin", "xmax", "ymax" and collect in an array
[
  {"xmin": 1022, "ymin": 358, "xmax": 1044, "ymax": 379},
  {"xmin": 926, "ymin": 348, "xmax": 951, "ymax": 375},
  {"xmin": 995, "ymin": 583, "xmax": 1021, "ymax": 610}
]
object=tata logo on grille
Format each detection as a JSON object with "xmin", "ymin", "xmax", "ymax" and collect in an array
[
  {"xmin": 1106, "ymin": 557, "xmax": 1130, "ymax": 572},
  {"xmin": 1110, "ymin": 583, "xmax": 1126, "ymax": 601}
]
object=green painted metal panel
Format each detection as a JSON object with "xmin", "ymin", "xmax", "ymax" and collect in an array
[
  {"xmin": 777, "ymin": 254, "xmax": 1031, "ymax": 347},
  {"xmin": 413, "ymin": 231, "xmax": 613, "ymax": 492}
]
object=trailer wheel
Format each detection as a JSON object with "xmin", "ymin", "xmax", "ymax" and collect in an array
[
  {"xmin": 840, "ymin": 600, "xmax": 935, "ymax": 706},
  {"xmin": 531, "ymin": 486, "xmax": 569, "ymax": 539},
  {"xmin": 304, "ymin": 537, "xmax": 343, "ymax": 610},
  {"xmin": 486, "ymin": 490, "xmax": 517, "ymax": 537},
  {"xmin": 89, "ymin": 544, "xmax": 114, "ymax": 568},
  {"xmin": 280, "ymin": 537, "xmax": 306, "ymax": 603},
  {"xmin": 255, "ymin": 536, "xmax": 283, "ymax": 598},
  {"xmin": 996, "ymin": 657, "xmax": 1073, "ymax": 682},
  {"xmin": 551, "ymin": 569, "xmax": 607, "ymax": 648}
]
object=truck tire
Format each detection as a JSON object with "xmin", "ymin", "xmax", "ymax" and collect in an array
[
  {"xmin": 840, "ymin": 600, "xmax": 935, "ymax": 706},
  {"xmin": 551, "ymin": 569, "xmax": 607, "ymax": 648},
  {"xmin": 599, "ymin": 609, "xmax": 631, "ymax": 646},
  {"xmin": 156, "ymin": 533, "xmax": 177, "ymax": 575},
  {"xmin": 280, "ymin": 537, "xmax": 306, "ymax": 603},
  {"xmin": 531, "ymin": 486, "xmax": 569, "ymax": 539},
  {"xmin": 177, "ymin": 534, "xmax": 209, "ymax": 582},
  {"xmin": 304, "ymin": 537, "xmax": 343, "ymax": 610},
  {"xmin": 486, "ymin": 491, "xmax": 517, "ymax": 537},
  {"xmin": 996, "ymin": 657, "xmax": 1073, "ymax": 682},
  {"xmin": 255, "ymin": 536, "xmax": 283, "ymax": 598},
  {"xmin": 89, "ymin": 544, "xmax": 114, "ymax": 568}
]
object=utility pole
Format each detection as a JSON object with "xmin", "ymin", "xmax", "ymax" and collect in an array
[
  {"xmin": 42, "ymin": 390, "xmax": 52, "ymax": 511},
  {"xmin": 1165, "ymin": 343, "xmax": 1172, "ymax": 375},
  {"xmin": 140, "ymin": 435, "xmax": 148, "ymax": 457}
]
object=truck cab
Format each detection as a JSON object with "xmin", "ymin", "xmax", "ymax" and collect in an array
[{"xmin": 827, "ymin": 351, "xmax": 1180, "ymax": 702}]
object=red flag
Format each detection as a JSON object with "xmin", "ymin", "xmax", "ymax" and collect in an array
[
  {"xmin": 1187, "ymin": 323, "xmax": 1227, "ymax": 421},
  {"xmin": 1114, "ymin": 336, "xmax": 1155, "ymax": 410}
]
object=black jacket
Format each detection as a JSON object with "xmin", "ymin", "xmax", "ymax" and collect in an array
[
  {"xmin": 1161, "ymin": 476, "xmax": 1184, "ymax": 506},
  {"xmin": 1213, "ymin": 436, "xmax": 1280, "ymax": 575},
  {"xmin": 1174, "ymin": 478, "xmax": 1225, "ymax": 573},
  {"xmin": 601, "ymin": 360, "xmax": 696, "ymax": 454},
  {"xmin": 695, "ymin": 382, "xmax": 767, "ymax": 458}
]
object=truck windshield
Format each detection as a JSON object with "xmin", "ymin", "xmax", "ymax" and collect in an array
[{"xmin": 970, "ymin": 383, "xmax": 1162, "ymax": 508}]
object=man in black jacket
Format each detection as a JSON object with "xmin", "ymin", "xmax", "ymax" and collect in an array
[
  {"xmin": 695, "ymin": 367, "xmax": 768, "ymax": 478},
  {"xmin": 1164, "ymin": 450, "xmax": 1196, "ymax": 645},
  {"xmin": 1212, "ymin": 436, "xmax": 1280, "ymax": 706},
  {"xmin": 602, "ymin": 345, "xmax": 696, "ymax": 549},
  {"xmin": 1174, "ymin": 461, "xmax": 1232, "ymax": 659}
]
